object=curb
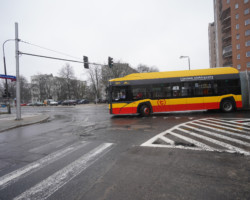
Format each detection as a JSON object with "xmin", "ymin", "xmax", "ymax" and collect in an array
[{"xmin": 0, "ymin": 114, "xmax": 50, "ymax": 133}]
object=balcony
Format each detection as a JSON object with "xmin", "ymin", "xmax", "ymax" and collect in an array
[
  {"xmin": 220, "ymin": 7, "xmax": 231, "ymax": 20},
  {"xmin": 222, "ymin": 33, "xmax": 231, "ymax": 41},
  {"xmin": 222, "ymin": 25, "xmax": 231, "ymax": 33}
]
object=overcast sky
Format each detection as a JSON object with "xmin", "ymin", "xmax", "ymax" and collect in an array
[{"xmin": 0, "ymin": 0, "xmax": 214, "ymax": 82}]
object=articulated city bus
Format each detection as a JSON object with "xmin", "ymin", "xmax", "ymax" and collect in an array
[{"xmin": 108, "ymin": 67, "xmax": 242, "ymax": 116}]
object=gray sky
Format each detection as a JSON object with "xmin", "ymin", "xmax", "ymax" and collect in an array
[{"xmin": 0, "ymin": 0, "xmax": 214, "ymax": 82}]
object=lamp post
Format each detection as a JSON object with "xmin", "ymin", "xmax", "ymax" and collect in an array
[
  {"xmin": 2, "ymin": 39, "xmax": 15, "ymax": 114},
  {"xmin": 180, "ymin": 56, "xmax": 191, "ymax": 70}
]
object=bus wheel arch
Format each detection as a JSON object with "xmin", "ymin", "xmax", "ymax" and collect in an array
[
  {"xmin": 220, "ymin": 97, "xmax": 236, "ymax": 112},
  {"xmin": 138, "ymin": 102, "xmax": 152, "ymax": 117}
]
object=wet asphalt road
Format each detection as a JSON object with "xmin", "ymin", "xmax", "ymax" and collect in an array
[{"xmin": 0, "ymin": 104, "xmax": 250, "ymax": 200}]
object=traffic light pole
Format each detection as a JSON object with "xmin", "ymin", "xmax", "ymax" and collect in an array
[
  {"xmin": 2, "ymin": 39, "xmax": 14, "ymax": 114},
  {"xmin": 15, "ymin": 22, "xmax": 21, "ymax": 120}
]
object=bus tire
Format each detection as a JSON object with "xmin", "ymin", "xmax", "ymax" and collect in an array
[
  {"xmin": 140, "ymin": 104, "xmax": 151, "ymax": 117},
  {"xmin": 220, "ymin": 99, "xmax": 234, "ymax": 112}
]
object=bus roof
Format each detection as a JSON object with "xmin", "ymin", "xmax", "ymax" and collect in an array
[{"xmin": 109, "ymin": 67, "xmax": 239, "ymax": 82}]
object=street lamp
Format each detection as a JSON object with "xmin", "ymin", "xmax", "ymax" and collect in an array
[
  {"xmin": 180, "ymin": 56, "xmax": 191, "ymax": 70},
  {"xmin": 2, "ymin": 39, "xmax": 15, "ymax": 114}
]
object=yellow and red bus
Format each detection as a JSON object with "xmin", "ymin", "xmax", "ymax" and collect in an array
[{"xmin": 108, "ymin": 67, "xmax": 242, "ymax": 116}]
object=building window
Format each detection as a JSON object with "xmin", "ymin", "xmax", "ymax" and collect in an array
[
  {"xmin": 237, "ymin": 54, "xmax": 240, "ymax": 59},
  {"xmin": 236, "ymin": 24, "xmax": 239, "ymax": 29},
  {"xmin": 246, "ymin": 40, "xmax": 250, "ymax": 46},
  {"xmin": 246, "ymin": 30, "xmax": 250, "ymax": 36},
  {"xmin": 235, "ymin": 3, "xmax": 239, "ymax": 9},
  {"xmin": 236, "ymin": 44, "xmax": 240, "ymax": 49},
  {"xmin": 236, "ymin": 34, "xmax": 240, "ymax": 39},
  {"xmin": 246, "ymin": 51, "xmax": 250, "ymax": 57},
  {"xmin": 227, "ymin": 0, "xmax": 230, "ymax": 3},
  {"xmin": 237, "ymin": 65, "xmax": 241, "ymax": 69},
  {"xmin": 247, "ymin": 62, "xmax": 250, "ymax": 68},
  {"xmin": 245, "ymin": 8, "xmax": 250, "ymax": 15},
  {"xmin": 245, "ymin": 19, "xmax": 250, "ymax": 25},
  {"xmin": 244, "ymin": 0, "xmax": 249, "ymax": 3},
  {"xmin": 236, "ymin": 14, "xmax": 239, "ymax": 19}
]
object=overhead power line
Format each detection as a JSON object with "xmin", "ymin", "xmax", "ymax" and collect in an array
[{"xmin": 20, "ymin": 40, "xmax": 82, "ymax": 60}]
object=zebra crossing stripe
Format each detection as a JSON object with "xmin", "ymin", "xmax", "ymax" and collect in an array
[
  {"xmin": 177, "ymin": 127, "xmax": 250, "ymax": 155},
  {"xmin": 141, "ymin": 118, "xmax": 250, "ymax": 156},
  {"xmin": 167, "ymin": 130, "xmax": 216, "ymax": 152},
  {"xmin": 192, "ymin": 121, "xmax": 250, "ymax": 140},
  {"xmin": 184, "ymin": 124, "xmax": 250, "ymax": 147},
  {"xmin": 199, "ymin": 119, "xmax": 250, "ymax": 135},
  {"xmin": 0, "ymin": 141, "xmax": 89, "ymax": 189},
  {"xmin": 208, "ymin": 118, "xmax": 250, "ymax": 130},
  {"xmin": 14, "ymin": 143, "xmax": 113, "ymax": 200}
]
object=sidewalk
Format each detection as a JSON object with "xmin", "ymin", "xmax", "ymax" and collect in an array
[{"xmin": 0, "ymin": 114, "xmax": 50, "ymax": 132}]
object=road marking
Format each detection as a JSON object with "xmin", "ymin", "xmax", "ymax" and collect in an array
[
  {"xmin": 177, "ymin": 127, "xmax": 250, "ymax": 155},
  {"xmin": 0, "ymin": 141, "xmax": 89, "ymax": 189},
  {"xmin": 192, "ymin": 121, "xmax": 250, "ymax": 140},
  {"xmin": 141, "ymin": 118, "xmax": 250, "ymax": 156},
  {"xmin": 14, "ymin": 143, "xmax": 113, "ymax": 200},
  {"xmin": 206, "ymin": 118, "xmax": 250, "ymax": 131},
  {"xmin": 198, "ymin": 119, "xmax": 250, "ymax": 134},
  {"xmin": 184, "ymin": 124, "xmax": 250, "ymax": 147}
]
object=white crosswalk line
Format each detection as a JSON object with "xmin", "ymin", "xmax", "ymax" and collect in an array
[
  {"xmin": 191, "ymin": 121, "xmax": 250, "ymax": 140},
  {"xmin": 0, "ymin": 141, "xmax": 89, "ymax": 189},
  {"xmin": 141, "ymin": 118, "xmax": 250, "ymax": 156},
  {"xmin": 198, "ymin": 119, "xmax": 250, "ymax": 134},
  {"xmin": 184, "ymin": 124, "xmax": 250, "ymax": 147},
  {"xmin": 168, "ymin": 130, "xmax": 216, "ymax": 152},
  {"xmin": 208, "ymin": 118, "xmax": 250, "ymax": 130},
  {"xmin": 14, "ymin": 143, "xmax": 113, "ymax": 200},
  {"xmin": 177, "ymin": 127, "xmax": 250, "ymax": 155}
]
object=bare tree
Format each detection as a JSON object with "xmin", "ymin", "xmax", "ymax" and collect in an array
[
  {"xmin": 88, "ymin": 65, "xmax": 102, "ymax": 102},
  {"xmin": 136, "ymin": 64, "xmax": 159, "ymax": 73},
  {"xmin": 58, "ymin": 63, "xmax": 76, "ymax": 99},
  {"xmin": 101, "ymin": 61, "xmax": 138, "ymax": 87}
]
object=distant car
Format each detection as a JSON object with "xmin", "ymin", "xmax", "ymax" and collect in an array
[
  {"xmin": 27, "ymin": 103, "xmax": 34, "ymax": 106},
  {"xmin": 49, "ymin": 101, "xmax": 58, "ymax": 106},
  {"xmin": 98, "ymin": 99, "xmax": 107, "ymax": 103},
  {"xmin": 78, "ymin": 99, "xmax": 89, "ymax": 104},
  {"xmin": 21, "ymin": 103, "xmax": 27, "ymax": 106},
  {"xmin": 34, "ymin": 102, "xmax": 45, "ymax": 106},
  {"xmin": 62, "ymin": 100, "xmax": 77, "ymax": 106}
]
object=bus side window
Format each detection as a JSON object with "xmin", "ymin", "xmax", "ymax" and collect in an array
[{"xmin": 172, "ymin": 85, "xmax": 180, "ymax": 97}]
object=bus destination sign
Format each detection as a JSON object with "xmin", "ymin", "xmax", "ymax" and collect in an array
[{"xmin": 180, "ymin": 76, "xmax": 214, "ymax": 82}]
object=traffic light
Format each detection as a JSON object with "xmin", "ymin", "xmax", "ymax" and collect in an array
[
  {"xmin": 108, "ymin": 57, "xmax": 113, "ymax": 68},
  {"xmin": 83, "ymin": 56, "xmax": 89, "ymax": 69},
  {"xmin": 2, "ymin": 89, "xmax": 10, "ymax": 98}
]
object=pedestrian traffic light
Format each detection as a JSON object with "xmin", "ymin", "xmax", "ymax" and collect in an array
[
  {"xmin": 108, "ymin": 57, "xmax": 113, "ymax": 68},
  {"xmin": 83, "ymin": 56, "xmax": 89, "ymax": 69}
]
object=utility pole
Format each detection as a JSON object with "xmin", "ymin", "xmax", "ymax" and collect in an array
[
  {"xmin": 15, "ymin": 22, "xmax": 21, "ymax": 120},
  {"xmin": 2, "ymin": 39, "xmax": 14, "ymax": 114}
]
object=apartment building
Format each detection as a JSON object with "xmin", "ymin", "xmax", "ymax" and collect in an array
[{"xmin": 209, "ymin": 0, "xmax": 250, "ymax": 71}]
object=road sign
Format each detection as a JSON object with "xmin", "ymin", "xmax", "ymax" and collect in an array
[{"xmin": 0, "ymin": 74, "xmax": 16, "ymax": 81}]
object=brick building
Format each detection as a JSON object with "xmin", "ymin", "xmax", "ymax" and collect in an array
[{"xmin": 209, "ymin": 0, "xmax": 250, "ymax": 71}]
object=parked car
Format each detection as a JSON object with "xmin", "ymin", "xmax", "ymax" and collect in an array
[
  {"xmin": 34, "ymin": 102, "xmax": 45, "ymax": 106},
  {"xmin": 21, "ymin": 103, "xmax": 27, "ymax": 106},
  {"xmin": 62, "ymin": 100, "xmax": 77, "ymax": 106},
  {"xmin": 78, "ymin": 99, "xmax": 90, "ymax": 104},
  {"xmin": 27, "ymin": 103, "xmax": 34, "ymax": 106},
  {"xmin": 49, "ymin": 101, "xmax": 58, "ymax": 106}
]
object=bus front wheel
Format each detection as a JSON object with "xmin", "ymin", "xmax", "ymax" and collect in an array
[
  {"xmin": 220, "ymin": 99, "xmax": 234, "ymax": 112},
  {"xmin": 140, "ymin": 104, "xmax": 151, "ymax": 117}
]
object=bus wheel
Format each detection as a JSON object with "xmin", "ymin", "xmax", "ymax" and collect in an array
[
  {"xmin": 140, "ymin": 104, "xmax": 151, "ymax": 117},
  {"xmin": 220, "ymin": 100, "xmax": 234, "ymax": 112}
]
